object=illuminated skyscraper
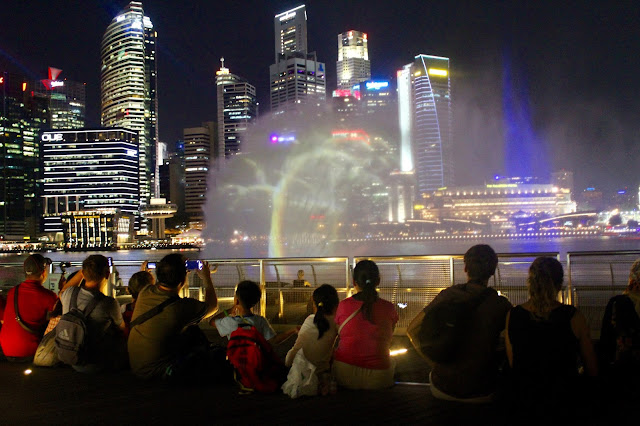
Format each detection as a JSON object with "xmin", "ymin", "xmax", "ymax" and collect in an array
[
  {"xmin": 36, "ymin": 67, "xmax": 86, "ymax": 129},
  {"xmin": 397, "ymin": 54, "xmax": 452, "ymax": 194},
  {"xmin": 0, "ymin": 72, "xmax": 49, "ymax": 239},
  {"xmin": 337, "ymin": 30, "xmax": 370, "ymax": 90},
  {"xmin": 216, "ymin": 59, "xmax": 257, "ymax": 158},
  {"xmin": 274, "ymin": 4, "xmax": 308, "ymax": 63},
  {"xmin": 270, "ymin": 5, "xmax": 326, "ymax": 112},
  {"xmin": 184, "ymin": 123, "xmax": 214, "ymax": 223},
  {"xmin": 100, "ymin": 1, "xmax": 158, "ymax": 221}
]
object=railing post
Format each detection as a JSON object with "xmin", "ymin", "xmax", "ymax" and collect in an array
[
  {"xmin": 259, "ymin": 260, "xmax": 266, "ymax": 317},
  {"xmin": 449, "ymin": 256, "xmax": 455, "ymax": 287},
  {"xmin": 566, "ymin": 253, "xmax": 573, "ymax": 306}
]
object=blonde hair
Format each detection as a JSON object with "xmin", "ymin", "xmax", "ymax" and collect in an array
[
  {"xmin": 627, "ymin": 259, "xmax": 640, "ymax": 293},
  {"xmin": 527, "ymin": 257, "xmax": 564, "ymax": 313}
]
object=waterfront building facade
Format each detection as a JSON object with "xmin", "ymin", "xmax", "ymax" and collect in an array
[
  {"xmin": 337, "ymin": 30, "xmax": 370, "ymax": 90},
  {"xmin": 100, "ymin": 1, "xmax": 158, "ymax": 216},
  {"xmin": 216, "ymin": 60, "xmax": 257, "ymax": 158},
  {"xmin": 184, "ymin": 123, "xmax": 214, "ymax": 222},
  {"xmin": 41, "ymin": 128, "xmax": 140, "ymax": 238},
  {"xmin": 420, "ymin": 182, "xmax": 576, "ymax": 226},
  {"xmin": 270, "ymin": 5, "xmax": 326, "ymax": 113},
  {"xmin": 398, "ymin": 55, "xmax": 453, "ymax": 195},
  {"xmin": 0, "ymin": 72, "xmax": 50, "ymax": 240}
]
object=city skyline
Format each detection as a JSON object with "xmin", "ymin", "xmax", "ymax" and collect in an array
[{"xmin": 1, "ymin": 1, "xmax": 639, "ymax": 192}]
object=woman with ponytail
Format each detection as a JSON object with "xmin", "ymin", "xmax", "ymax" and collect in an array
[
  {"xmin": 504, "ymin": 257, "xmax": 597, "ymax": 417},
  {"xmin": 283, "ymin": 284, "xmax": 339, "ymax": 397},
  {"xmin": 332, "ymin": 260, "xmax": 398, "ymax": 389}
]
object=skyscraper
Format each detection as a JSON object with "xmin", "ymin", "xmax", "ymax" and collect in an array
[
  {"xmin": 336, "ymin": 30, "xmax": 370, "ymax": 90},
  {"xmin": 274, "ymin": 4, "xmax": 308, "ymax": 63},
  {"xmin": 270, "ymin": 5, "xmax": 326, "ymax": 112},
  {"xmin": 216, "ymin": 59, "xmax": 257, "ymax": 158},
  {"xmin": 184, "ymin": 122, "xmax": 214, "ymax": 223},
  {"xmin": 100, "ymin": 1, "xmax": 158, "ymax": 220},
  {"xmin": 0, "ymin": 72, "xmax": 49, "ymax": 239},
  {"xmin": 397, "ymin": 54, "xmax": 452, "ymax": 195},
  {"xmin": 36, "ymin": 67, "xmax": 86, "ymax": 129},
  {"xmin": 41, "ymin": 128, "xmax": 140, "ymax": 241}
]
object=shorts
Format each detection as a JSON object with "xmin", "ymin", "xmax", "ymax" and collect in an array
[{"xmin": 332, "ymin": 359, "xmax": 395, "ymax": 390}]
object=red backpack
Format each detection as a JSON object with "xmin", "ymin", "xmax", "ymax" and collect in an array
[{"xmin": 226, "ymin": 323, "xmax": 286, "ymax": 393}]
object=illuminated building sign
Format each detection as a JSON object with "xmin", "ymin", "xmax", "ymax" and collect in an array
[
  {"xmin": 279, "ymin": 10, "xmax": 296, "ymax": 21},
  {"xmin": 269, "ymin": 134, "xmax": 296, "ymax": 144},
  {"xmin": 332, "ymin": 89, "xmax": 352, "ymax": 98},
  {"xmin": 365, "ymin": 81, "xmax": 389, "ymax": 91},
  {"xmin": 42, "ymin": 133, "xmax": 63, "ymax": 141},
  {"xmin": 486, "ymin": 184, "xmax": 518, "ymax": 188},
  {"xmin": 428, "ymin": 68, "xmax": 448, "ymax": 77},
  {"xmin": 41, "ymin": 67, "xmax": 65, "ymax": 90}
]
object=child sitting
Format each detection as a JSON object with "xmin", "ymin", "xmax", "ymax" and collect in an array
[
  {"xmin": 210, "ymin": 280, "xmax": 297, "ymax": 345},
  {"xmin": 282, "ymin": 284, "xmax": 339, "ymax": 397},
  {"xmin": 121, "ymin": 271, "xmax": 155, "ymax": 334}
]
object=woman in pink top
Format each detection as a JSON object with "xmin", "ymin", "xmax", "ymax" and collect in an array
[{"xmin": 333, "ymin": 260, "xmax": 399, "ymax": 389}]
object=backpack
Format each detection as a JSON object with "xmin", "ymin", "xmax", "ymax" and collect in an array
[
  {"xmin": 226, "ymin": 322, "xmax": 285, "ymax": 393},
  {"xmin": 55, "ymin": 286, "xmax": 105, "ymax": 366},
  {"xmin": 418, "ymin": 285, "xmax": 493, "ymax": 364}
]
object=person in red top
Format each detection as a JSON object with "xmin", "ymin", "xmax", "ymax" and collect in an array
[
  {"xmin": 0, "ymin": 254, "xmax": 57, "ymax": 361},
  {"xmin": 333, "ymin": 260, "xmax": 399, "ymax": 389}
]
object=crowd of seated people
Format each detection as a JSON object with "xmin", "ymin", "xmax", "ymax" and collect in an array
[{"xmin": 0, "ymin": 247, "xmax": 638, "ymax": 417}]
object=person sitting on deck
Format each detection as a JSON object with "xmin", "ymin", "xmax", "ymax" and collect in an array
[
  {"xmin": 283, "ymin": 284, "xmax": 340, "ymax": 397},
  {"xmin": 333, "ymin": 260, "xmax": 399, "ymax": 390},
  {"xmin": 407, "ymin": 244, "xmax": 511, "ymax": 402},
  {"xmin": 505, "ymin": 257, "xmax": 597, "ymax": 419},
  {"xmin": 121, "ymin": 269, "xmax": 155, "ymax": 334},
  {"xmin": 128, "ymin": 254, "xmax": 220, "ymax": 382},
  {"xmin": 210, "ymin": 280, "xmax": 298, "ymax": 345},
  {"xmin": 59, "ymin": 255, "xmax": 127, "ymax": 372},
  {"xmin": 0, "ymin": 254, "xmax": 57, "ymax": 362}
]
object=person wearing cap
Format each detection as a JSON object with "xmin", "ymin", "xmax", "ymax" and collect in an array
[
  {"xmin": 0, "ymin": 254, "xmax": 58, "ymax": 362},
  {"xmin": 407, "ymin": 244, "xmax": 512, "ymax": 402}
]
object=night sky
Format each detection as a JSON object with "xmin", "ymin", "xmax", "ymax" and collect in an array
[{"xmin": 2, "ymin": 0, "xmax": 639, "ymax": 192}]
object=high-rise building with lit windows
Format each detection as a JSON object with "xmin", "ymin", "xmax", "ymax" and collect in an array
[
  {"xmin": 41, "ymin": 128, "xmax": 140, "ymax": 240},
  {"xmin": 34, "ymin": 67, "xmax": 86, "ymax": 130},
  {"xmin": 184, "ymin": 123, "xmax": 214, "ymax": 222},
  {"xmin": 0, "ymin": 72, "xmax": 50, "ymax": 239},
  {"xmin": 270, "ymin": 5, "xmax": 326, "ymax": 112},
  {"xmin": 274, "ymin": 4, "xmax": 308, "ymax": 63},
  {"xmin": 397, "ymin": 54, "xmax": 452, "ymax": 195},
  {"xmin": 100, "ymin": 1, "xmax": 158, "ymax": 221},
  {"xmin": 337, "ymin": 30, "xmax": 370, "ymax": 90},
  {"xmin": 216, "ymin": 59, "xmax": 257, "ymax": 158}
]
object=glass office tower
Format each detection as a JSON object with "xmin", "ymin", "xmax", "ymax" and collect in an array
[{"xmin": 100, "ymin": 1, "xmax": 158, "ymax": 222}]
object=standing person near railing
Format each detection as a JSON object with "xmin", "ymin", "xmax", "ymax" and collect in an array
[
  {"xmin": 333, "ymin": 260, "xmax": 398, "ymax": 390},
  {"xmin": 0, "ymin": 254, "xmax": 57, "ymax": 362},
  {"xmin": 599, "ymin": 259, "xmax": 640, "ymax": 382},
  {"xmin": 505, "ymin": 257, "xmax": 597, "ymax": 420}
]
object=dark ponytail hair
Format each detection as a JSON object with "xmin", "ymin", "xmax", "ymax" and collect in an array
[
  {"xmin": 353, "ymin": 260, "xmax": 380, "ymax": 323},
  {"xmin": 313, "ymin": 284, "xmax": 339, "ymax": 339}
]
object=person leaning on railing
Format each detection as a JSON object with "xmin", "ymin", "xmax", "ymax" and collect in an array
[{"xmin": 504, "ymin": 257, "xmax": 597, "ymax": 419}]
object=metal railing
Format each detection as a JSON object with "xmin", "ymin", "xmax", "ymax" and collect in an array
[{"xmin": 1, "ymin": 250, "xmax": 638, "ymax": 338}]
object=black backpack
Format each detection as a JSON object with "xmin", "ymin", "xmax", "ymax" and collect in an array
[
  {"xmin": 55, "ymin": 286, "xmax": 105, "ymax": 366},
  {"xmin": 419, "ymin": 285, "xmax": 493, "ymax": 364}
]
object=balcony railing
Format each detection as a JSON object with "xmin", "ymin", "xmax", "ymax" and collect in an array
[{"xmin": 1, "ymin": 250, "xmax": 638, "ymax": 338}]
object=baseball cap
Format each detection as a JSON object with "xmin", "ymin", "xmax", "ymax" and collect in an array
[{"xmin": 24, "ymin": 254, "xmax": 52, "ymax": 276}]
